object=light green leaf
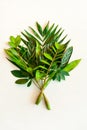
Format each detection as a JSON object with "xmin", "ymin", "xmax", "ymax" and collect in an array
[
  {"xmin": 40, "ymin": 59, "xmax": 50, "ymax": 65},
  {"xmin": 55, "ymin": 42, "xmax": 61, "ymax": 49},
  {"xmin": 35, "ymin": 70, "xmax": 44, "ymax": 80},
  {"xmin": 15, "ymin": 35, "xmax": 21, "ymax": 46},
  {"xmin": 44, "ymin": 53, "xmax": 52, "ymax": 61},
  {"xmin": 10, "ymin": 36, "xmax": 15, "ymax": 43},
  {"xmin": 63, "ymin": 59, "xmax": 81, "ymax": 72},
  {"xmin": 36, "ymin": 41, "xmax": 41, "ymax": 57}
]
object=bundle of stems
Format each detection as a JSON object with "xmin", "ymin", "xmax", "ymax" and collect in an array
[{"xmin": 5, "ymin": 22, "xmax": 81, "ymax": 110}]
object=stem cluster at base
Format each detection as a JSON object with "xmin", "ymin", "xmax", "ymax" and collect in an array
[{"xmin": 35, "ymin": 90, "xmax": 51, "ymax": 110}]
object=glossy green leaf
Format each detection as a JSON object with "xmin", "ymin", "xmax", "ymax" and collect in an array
[
  {"xmin": 63, "ymin": 59, "xmax": 81, "ymax": 72},
  {"xmin": 60, "ymin": 47, "xmax": 73, "ymax": 68},
  {"xmin": 11, "ymin": 70, "xmax": 29, "ymax": 78},
  {"xmin": 15, "ymin": 78, "xmax": 29, "ymax": 84},
  {"xmin": 44, "ymin": 53, "xmax": 52, "ymax": 61},
  {"xmin": 55, "ymin": 42, "xmax": 61, "ymax": 49}
]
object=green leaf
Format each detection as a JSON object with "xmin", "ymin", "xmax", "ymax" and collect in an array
[
  {"xmin": 11, "ymin": 70, "xmax": 29, "ymax": 78},
  {"xmin": 60, "ymin": 73, "xmax": 65, "ymax": 80},
  {"xmin": 36, "ymin": 22, "xmax": 43, "ymax": 36},
  {"xmin": 35, "ymin": 70, "xmax": 45, "ymax": 80},
  {"xmin": 10, "ymin": 36, "xmax": 15, "ymax": 42},
  {"xmin": 61, "ymin": 70, "xmax": 69, "ymax": 76},
  {"xmin": 40, "ymin": 59, "xmax": 50, "ymax": 65},
  {"xmin": 29, "ymin": 26, "xmax": 42, "ymax": 41},
  {"xmin": 35, "ymin": 70, "xmax": 40, "ymax": 80},
  {"xmin": 36, "ymin": 41, "xmax": 41, "ymax": 58},
  {"xmin": 8, "ymin": 35, "xmax": 21, "ymax": 48},
  {"xmin": 43, "ymin": 21, "xmax": 49, "ymax": 36},
  {"xmin": 44, "ymin": 23, "xmax": 55, "ymax": 41},
  {"xmin": 27, "ymin": 80, "xmax": 32, "ymax": 87},
  {"xmin": 60, "ymin": 47, "xmax": 73, "ymax": 68},
  {"xmin": 56, "ymin": 74, "xmax": 61, "ymax": 81},
  {"xmin": 63, "ymin": 59, "xmax": 81, "ymax": 72},
  {"xmin": 15, "ymin": 35, "xmax": 21, "ymax": 46},
  {"xmin": 59, "ymin": 35, "xmax": 67, "ymax": 44},
  {"xmin": 44, "ymin": 53, "xmax": 52, "ymax": 61},
  {"xmin": 15, "ymin": 78, "xmax": 29, "ymax": 84},
  {"xmin": 55, "ymin": 42, "xmax": 61, "ymax": 49}
]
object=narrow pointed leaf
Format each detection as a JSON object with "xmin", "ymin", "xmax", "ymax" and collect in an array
[
  {"xmin": 60, "ymin": 47, "xmax": 73, "ymax": 68},
  {"xmin": 36, "ymin": 22, "xmax": 43, "ymax": 36},
  {"xmin": 44, "ymin": 53, "xmax": 52, "ymax": 61},
  {"xmin": 63, "ymin": 59, "xmax": 81, "ymax": 72},
  {"xmin": 40, "ymin": 59, "xmax": 50, "ymax": 65},
  {"xmin": 43, "ymin": 21, "xmax": 49, "ymax": 36},
  {"xmin": 29, "ymin": 26, "xmax": 42, "ymax": 41},
  {"xmin": 27, "ymin": 80, "xmax": 32, "ymax": 87}
]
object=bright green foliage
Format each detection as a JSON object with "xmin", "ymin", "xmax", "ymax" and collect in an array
[{"xmin": 5, "ymin": 22, "xmax": 81, "ymax": 110}]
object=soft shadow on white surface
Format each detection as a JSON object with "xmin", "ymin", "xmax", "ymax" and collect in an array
[{"xmin": 0, "ymin": 0, "xmax": 87, "ymax": 130}]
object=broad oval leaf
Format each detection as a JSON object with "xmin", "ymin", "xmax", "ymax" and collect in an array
[
  {"xmin": 11, "ymin": 70, "xmax": 29, "ymax": 78},
  {"xmin": 15, "ymin": 78, "xmax": 29, "ymax": 84},
  {"xmin": 63, "ymin": 59, "xmax": 81, "ymax": 72}
]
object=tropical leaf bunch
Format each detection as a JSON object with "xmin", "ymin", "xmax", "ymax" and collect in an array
[{"xmin": 5, "ymin": 22, "xmax": 81, "ymax": 110}]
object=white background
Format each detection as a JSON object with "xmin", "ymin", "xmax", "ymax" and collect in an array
[{"xmin": 0, "ymin": 0, "xmax": 87, "ymax": 130}]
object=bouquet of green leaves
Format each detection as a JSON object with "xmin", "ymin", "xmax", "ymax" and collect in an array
[{"xmin": 5, "ymin": 22, "xmax": 81, "ymax": 110}]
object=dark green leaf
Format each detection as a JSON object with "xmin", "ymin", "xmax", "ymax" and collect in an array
[
  {"xmin": 44, "ymin": 23, "xmax": 55, "ymax": 41},
  {"xmin": 60, "ymin": 46, "xmax": 73, "ymax": 68},
  {"xmin": 15, "ymin": 78, "xmax": 29, "ymax": 84},
  {"xmin": 11, "ymin": 70, "xmax": 29, "ymax": 78},
  {"xmin": 29, "ymin": 26, "xmax": 42, "ymax": 41},
  {"xmin": 36, "ymin": 22, "xmax": 43, "ymax": 36},
  {"xmin": 27, "ymin": 80, "xmax": 32, "ymax": 87},
  {"xmin": 61, "ymin": 70, "xmax": 69, "ymax": 76},
  {"xmin": 43, "ymin": 21, "xmax": 49, "ymax": 36}
]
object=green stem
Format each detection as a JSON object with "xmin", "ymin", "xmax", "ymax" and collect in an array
[
  {"xmin": 34, "ymin": 79, "xmax": 51, "ymax": 110},
  {"xmin": 43, "ymin": 94, "xmax": 51, "ymax": 110},
  {"xmin": 35, "ymin": 90, "xmax": 43, "ymax": 105}
]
